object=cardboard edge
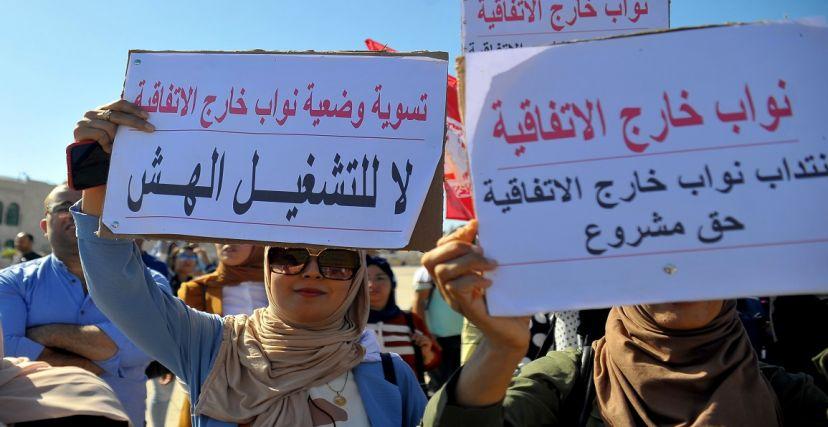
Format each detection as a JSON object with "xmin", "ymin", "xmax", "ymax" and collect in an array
[{"xmin": 127, "ymin": 49, "xmax": 448, "ymax": 61}]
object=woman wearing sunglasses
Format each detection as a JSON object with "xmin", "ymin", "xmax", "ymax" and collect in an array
[{"xmin": 69, "ymin": 100, "xmax": 428, "ymax": 426}]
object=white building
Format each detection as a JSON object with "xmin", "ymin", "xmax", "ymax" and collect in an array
[{"xmin": 0, "ymin": 175, "xmax": 55, "ymax": 268}]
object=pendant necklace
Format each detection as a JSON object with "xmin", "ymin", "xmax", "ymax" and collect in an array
[{"xmin": 326, "ymin": 371, "xmax": 349, "ymax": 407}]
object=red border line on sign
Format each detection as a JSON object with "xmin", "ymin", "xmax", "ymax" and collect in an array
[
  {"xmin": 498, "ymin": 138, "xmax": 799, "ymax": 171},
  {"xmin": 497, "ymin": 237, "xmax": 828, "ymax": 267},
  {"xmin": 123, "ymin": 215, "xmax": 403, "ymax": 233},
  {"xmin": 478, "ymin": 27, "xmax": 651, "ymax": 38},
  {"xmin": 128, "ymin": 128, "xmax": 425, "ymax": 142}
]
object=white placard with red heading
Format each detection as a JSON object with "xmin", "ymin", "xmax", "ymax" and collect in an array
[
  {"xmin": 466, "ymin": 23, "xmax": 828, "ymax": 315},
  {"xmin": 462, "ymin": 0, "xmax": 670, "ymax": 53},
  {"xmin": 101, "ymin": 51, "xmax": 447, "ymax": 249}
]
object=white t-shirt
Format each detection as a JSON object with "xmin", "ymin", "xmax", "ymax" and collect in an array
[
  {"xmin": 307, "ymin": 371, "xmax": 370, "ymax": 427},
  {"xmin": 221, "ymin": 281, "xmax": 268, "ymax": 316}
]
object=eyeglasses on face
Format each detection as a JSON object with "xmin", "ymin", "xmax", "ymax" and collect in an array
[
  {"xmin": 45, "ymin": 201, "xmax": 73, "ymax": 218},
  {"xmin": 176, "ymin": 253, "xmax": 199, "ymax": 261},
  {"xmin": 268, "ymin": 247, "xmax": 361, "ymax": 281}
]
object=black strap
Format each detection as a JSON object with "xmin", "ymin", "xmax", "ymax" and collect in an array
[
  {"xmin": 402, "ymin": 312, "xmax": 427, "ymax": 384},
  {"xmin": 425, "ymin": 281, "xmax": 435, "ymax": 310},
  {"xmin": 560, "ymin": 336, "xmax": 597, "ymax": 427},
  {"xmin": 577, "ymin": 342, "xmax": 596, "ymax": 427},
  {"xmin": 380, "ymin": 352, "xmax": 397, "ymax": 386}
]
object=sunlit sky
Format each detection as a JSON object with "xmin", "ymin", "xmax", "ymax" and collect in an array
[{"xmin": 1, "ymin": 0, "xmax": 825, "ymax": 184}]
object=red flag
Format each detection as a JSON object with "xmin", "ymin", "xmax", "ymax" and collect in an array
[{"xmin": 364, "ymin": 39, "xmax": 474, "ymax": 220}]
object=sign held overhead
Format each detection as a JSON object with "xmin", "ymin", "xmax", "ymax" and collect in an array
[
  {"xmin": 462, "ymin": 0, "xmax": 670, "ymax": 53},
  {"xmin": 465, "ymin": 23, "xmax": 828, "ymax": 315},
  {"xmin": 101, "ymin": 50, "xmax": 448, "ymax": 250}
]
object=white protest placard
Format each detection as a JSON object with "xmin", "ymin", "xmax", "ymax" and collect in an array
[
  {"xmin": 465, "ymin": 23, "xmax": 828, "ymax": 315},
  {"xmin": 101, "ymin": 51, "xmax": 447, "ymax": 249},
  {"xmin": 462, "ymin": 0, "xmax": 669, "ymax": 53}
]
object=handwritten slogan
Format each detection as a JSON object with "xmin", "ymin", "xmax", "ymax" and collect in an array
[
  {"xmin": 462, "ymin": 0, "xmax": 669, "ymax": 53},
  {"xmin": 465, "ymin": 23, "xmax": 828, "ymax": 315},
  {"xmin": 102, "ymin": 51, "xmax": 447, "ymax": 249}
]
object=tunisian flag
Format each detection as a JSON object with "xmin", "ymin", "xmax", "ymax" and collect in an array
[{"xmin": 365, "ymin": 39, "xmax": 474, "ymax": 220}]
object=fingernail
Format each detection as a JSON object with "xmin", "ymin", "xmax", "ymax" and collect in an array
[
  {"xmin": 145, "ymin": 122, "xmax": 156, "ymax": 131},
  {"xmin": 139, "ymin": 111, "xmax": 149, "ymax": 119}
]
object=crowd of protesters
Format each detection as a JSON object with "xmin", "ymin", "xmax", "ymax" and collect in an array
[{"xmin": 0, "ymin": 98, "xmax": 824, "ymax": 426}]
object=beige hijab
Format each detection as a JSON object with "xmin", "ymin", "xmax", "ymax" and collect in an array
[
  {"xmin": 195, "ymin": 247, "xmax": 369, "ymax": 426},
  {"xmin": 592, "ymin": 301, "xmax": 782, "ymax": 426},
  {"xmin": 0, "ymin": 324, "xmax": 129, "ymax": 424}
]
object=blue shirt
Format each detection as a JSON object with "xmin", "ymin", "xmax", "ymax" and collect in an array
[
  {"xmin": 0, "ymin": 252, "xmax": 170, "ymax": 425},
  {"xmin": 142, "ymin": 251, "xmax": 171, "ymax": 280},
  {"xmin": 413, "ymin": 266, "xmax": 463, "ymax": 337},
  {"xmin": 71, "ymin": 204, "xmax": 427, "ymax": 427}
]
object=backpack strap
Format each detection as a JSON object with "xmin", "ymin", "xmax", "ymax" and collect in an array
[
  {"xmin": 402, "ymin": 312, "xmax": 427, "ymax": 384},
  {"xmin": 577, "ymin": 343, "xmax": 597, "ymax": 427},
  {"xmin": 425, "ymin": 280, "xmax": 435, "ymax": 310},
  {"xmin": 560, "ymin": 336, "xmax": 597, "ymax": 427},
  {"xmin": 380, "ymin": 352, "xmax": 397, "ymax": 386}
]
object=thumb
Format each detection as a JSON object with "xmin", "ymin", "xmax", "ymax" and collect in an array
[{"xmin": 437, "ymin": 219, "xmax": 478, "ymax": 246}]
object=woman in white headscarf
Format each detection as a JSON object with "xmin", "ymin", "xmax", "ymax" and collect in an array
[
  {"xmin": 0, "ymin": 320, "xmax": 129, "ymax": 426},
  {"xmin": 69, "ymin": 99, "xmax": 427, "ymax": 427}
]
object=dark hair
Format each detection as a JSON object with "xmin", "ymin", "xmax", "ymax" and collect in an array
[
  {"xmin": 366, "ymin": 255, "xmax": 402, "ymax": 323},
  {"xmin": 16, "ymin": 232, "xmax": 34, "ymax": 243},
  {"xmin": 366, "ymin": 255, "xmax": 396, "ymax": 288}
]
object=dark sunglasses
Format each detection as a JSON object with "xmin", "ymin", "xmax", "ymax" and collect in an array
[{"xmin": 268, "ymin": 247, "xmax": 361, "ymax": 281}]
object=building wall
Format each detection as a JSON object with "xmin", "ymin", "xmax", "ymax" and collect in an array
[{"xmin": 0, "ymin": 176, "xmax": 56, "ymax": 268}]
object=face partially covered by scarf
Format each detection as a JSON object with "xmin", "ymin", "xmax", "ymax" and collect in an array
[
  {"xmin": 195, "ymin": 247, "xmax": 369, "ymax": 427},
  {"xmin": 592, "ymin": 300, "xmax": 782, "ymax": 427}
]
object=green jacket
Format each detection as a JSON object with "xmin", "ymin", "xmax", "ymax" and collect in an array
[{"xmin": 423, "ymin": 350, "xmax": 828, "ymax": 426}]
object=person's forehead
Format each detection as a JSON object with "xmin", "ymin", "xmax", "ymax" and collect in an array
[
  {"xmin": 367, "ymin": 265, "xmax": 388, "ymax": 275},
  {"xmin": 48, "ymin": 187, "xmax": 82, "ymax": 205}
]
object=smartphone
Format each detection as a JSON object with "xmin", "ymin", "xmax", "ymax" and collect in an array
[{"xmin": 66, "ymin": 140, "xmax": 110, "ymax": 190}]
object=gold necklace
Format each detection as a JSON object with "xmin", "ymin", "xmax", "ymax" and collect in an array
[{"xmin": 325, "ymin": 371, "xmax": 349, "ymax": 407}]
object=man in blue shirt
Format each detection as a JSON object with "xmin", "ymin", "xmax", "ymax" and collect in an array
[{"xmin": 0, "ymin": 183, "xmax": 169, "ymax": 426}]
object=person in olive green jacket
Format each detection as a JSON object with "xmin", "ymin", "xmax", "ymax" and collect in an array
[{"xmin": 420, "ymin": 220, "xmax": 828, "ymax": 426}]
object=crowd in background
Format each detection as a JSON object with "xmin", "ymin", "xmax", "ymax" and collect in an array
[{"xmin": 0, "ymin": 180, "xmax": 825, "ymax": 426}]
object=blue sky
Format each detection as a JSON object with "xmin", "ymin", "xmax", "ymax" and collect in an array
[{"xmin": 1, "ymin": 0, "xmax": 826, "ymax": 184}]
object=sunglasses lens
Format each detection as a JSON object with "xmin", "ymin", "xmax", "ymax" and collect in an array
[
  {"xmin": 269, "ymin": 248, "xmax": 310, "ymax": 275},
  {"xmin": 318, "ymin": 250, "xmax": 360, "ymax": 280}
]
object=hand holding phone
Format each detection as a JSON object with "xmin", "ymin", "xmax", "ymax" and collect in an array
[{"xmin": 67, "ymin": 100, "xmax": 154, "ymax": 191}]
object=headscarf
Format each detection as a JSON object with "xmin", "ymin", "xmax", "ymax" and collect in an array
[
  {"xmin": 194, "ymin": 247, "xmax": 369, "ymax": 427},
  {"xmin": 189, "ymin": 246, "xmax": 265, "ymax": 288},
  {"xmin": 366, "ymin": 255, "xmax": 402, "ymax": 323},
  {"xmin": 0, "ymin": 323, "xmax": 129, "ymax": 425},
  {"xmin": 592, "ymin": 301, "xmax": 782, "ymax": 426}
]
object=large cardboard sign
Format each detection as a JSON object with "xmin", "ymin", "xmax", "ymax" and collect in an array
[
  {"xmin": 462, "ymin": 0, "xmax": 670, "ymax": 53},
  {"xmin": 101, "ymin": 51, "xmax": 448, "ymax": 250},
  {"xmin": 465, "ymin": 23, "xmax": 828, "ymax": 315}
]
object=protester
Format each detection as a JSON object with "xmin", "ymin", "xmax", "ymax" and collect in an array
[
  {"xmin": 69, "ymin": 99, "xmax": 427, "ymax": 426},
  {"xmin": 366, "ymin": 255, "xmax": 440, "ymax": 388},
  {"xmin": 179, "ymin": 244, "xmax": 267, "ymax": 316},
  {"xmin": 412, "ymin": 264, "xmax": 463, "ymax": 391},
  {"xmin": 177, "ymin": 243, "xmax": 267, "ymax": 426},
  {"xmin": 0, "ymin": 320, "xmax": 130, "ymax": 426},
  {"xmin": 0, "ymin": 183, "xmax": 167, "ymax": 426},
  {"xmin": 168, "ymin": 244, "xmax": 198, "ymax": 295},
  {"xmin": 13, "ymin": 232, "xmax": 42, "ymax": 263},
  {"xmin": 744, "ymin": 295, "xmax": 828, "ymax": 393},
  {"xmin": 420, "ymin": 220, "xmax": 828, "ymax": 426}
]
